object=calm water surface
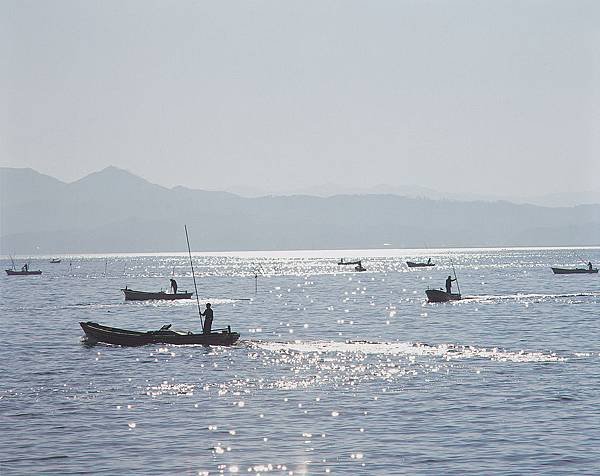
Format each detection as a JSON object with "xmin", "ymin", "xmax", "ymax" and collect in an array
[{"xmin": 1, "ymin": 248, "xmax": 599, "ymax": 474}]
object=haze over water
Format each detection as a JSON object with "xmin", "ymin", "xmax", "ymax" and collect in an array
[{"xmin": 1, "ymin": 247, "xmax": 599, "ymax": 474}]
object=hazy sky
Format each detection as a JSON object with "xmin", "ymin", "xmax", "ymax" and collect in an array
[{"xmin": 2, "ymin": 0, "xmax": 599, "ymax": 196}]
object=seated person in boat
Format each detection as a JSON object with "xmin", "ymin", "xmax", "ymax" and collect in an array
[
  {"xmin": 446, "ymin": 275, "xmax": 456, "ymax": 293},
  {"xmin": 201, "ymin": 303, "xmax": 213, "ymax": 334},
  {"xmin": 170, "ymin": 278, "xmax": 178, "ymax": 294},
  {"xmin": 21, "ymin": 263, "xmax": 28, "ymax": 272}
]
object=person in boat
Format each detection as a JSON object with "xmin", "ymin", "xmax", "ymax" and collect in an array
[
  {"xmin": 170, "ymin": 278, "xmax": 178, "ymax": 294},
  {"xmin": 588, "ymin": 262, "xmax": 593, "ymax": 271},
  {"xmin": 200, "ymin": 303, "xmax": 213, "ymax": 334},
  {"xmin": 427, "ymin": 258, "xmax": 432, "ymax": 265},
  {"xmin": 21, "ymin": 263, "xmax": 28, "ymax": 272},
  {"xmin": 445, "ymin": 275, "xmax": 456, "ymax": 293}
]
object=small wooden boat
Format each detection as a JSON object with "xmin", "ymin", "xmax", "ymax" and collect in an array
[
  {"xmin": 338, "ymin": 258, "xmax": 366, "ymax": 271},
  {"xmin": 406, "ymin": 261, "xmax": 435, "ymax": 268},
  {"xmin": 551, "ymin": 267, "xmax": 598, "ymax": 274},
  {"xmin": 50, "ymin": 258, "xmax": 61, "ymax": 263},
  {"xmin": 122, "ymin": 288, "xmax": 193, "ymax": 301},
  {"xmin": 5, "ymin": 269, "xmax": 42, "ymax": 276},
  {"xmin": 426, "ymin": 289, "xmax": 461, "ymax": 303},
  {"xmin": 80, "ymin": 321, "xmax": 240, "ymax": 347}
]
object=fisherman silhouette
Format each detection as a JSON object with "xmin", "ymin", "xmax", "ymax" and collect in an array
[
  {"xmin": 427, "ymin": 258, "xmax": 432, "ymax": 265},
  {"xmin": 445, "ymin": 275, "xmax": 456, "ymax": 293},
  {"xmin": 200, "ymin": 303, "xmax": 213, "ymax": 334},
  {"xmin": 589, "ymin": 262, "xmax": 593, "ymax": 271},
  {"xmin": 170, "ymin": 278, "xmax": 178, "ymax": 294}
]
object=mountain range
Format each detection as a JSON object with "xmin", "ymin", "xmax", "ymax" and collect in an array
[
  {"xmin": 1, "ymin": 166, "xmax": 599, "ymax": 253},
  {"xmin": 217, "ymin": 183, "xmax": 600, "ymax": 208}
]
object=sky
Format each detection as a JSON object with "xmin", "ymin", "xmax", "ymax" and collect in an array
[{"xmin": 2, "ymin": 0, "xmax": 599, "ymax": 197}]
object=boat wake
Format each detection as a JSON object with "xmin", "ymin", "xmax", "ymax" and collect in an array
[
  {"xmin": 249, "ymin": 339, "xmax": 566, "ymax": 363},
  {"xmin": 199, "ymin": 338, "xmax": 573, "ymax": 393},
  {"xmin": 65, "ymin": 297, "xmax": 246, "ymax": 310},
  {"xmin": 462, "ymin": 291, "xmax": 600, "ymax": 303}
]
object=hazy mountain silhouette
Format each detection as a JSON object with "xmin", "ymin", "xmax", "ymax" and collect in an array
[
  {"xmin": 216, "ymin": 181, "xmax": 600, "ymax": 206},
  {"xmin": 1, "ymin": 166, "xmax": 599, "ymax": 253}
]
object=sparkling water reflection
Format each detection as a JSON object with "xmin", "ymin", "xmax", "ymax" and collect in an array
[{"xmin": 1, "ymin": 248, "xmax": 599, "ymax": 474}]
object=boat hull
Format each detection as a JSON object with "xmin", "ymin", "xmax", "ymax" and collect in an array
[
  {"xmin": 5, "ymin": 269, "xmax": 42, "ymax": 276},
  {"xmin": 426, "ymin": 289, "xmax": 461, "ymax": 303},
  {"xmin": 407, "ymin": 261, "xmax": 435, "ymax": 268},
  {"xmin": 80, "ymin": 321, "xmax": 240, "ymax": 346},
  {"xmin": 122, "ymin": 289, "xmax": 193, "ymax": 301},
  {"xmin": 551, "ymin": 267, "xmax": 598, "ymax": 274}
]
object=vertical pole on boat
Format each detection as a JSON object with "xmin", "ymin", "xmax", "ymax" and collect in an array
[
  {"xmin": 577, "ymin": 255, "xmax": 589, "ymax": 266},
  {"xmin": 451, "ymin": 259, "xmax": 461, "ymax": 295},
  {"xmin": 185, "ymin": 225, "xmax": 204, "ymax": 328},
  {"xmin": 9, "ymin": 255, "xmax": 16, "ymax": 271}
]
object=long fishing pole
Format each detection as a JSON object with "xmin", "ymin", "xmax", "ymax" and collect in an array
[
  {"xmin": 185, "ymin": 225, "xmax": 203, "ymax": 328},
  {"xmin": 451, "ymin": 259, "xmax": 461, "ymax": 295}
]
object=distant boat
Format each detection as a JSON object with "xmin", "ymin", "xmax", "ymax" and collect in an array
[
  {"xmin": 121, "ymin": 288, "xmax": 193, "ymax": 301},
  {"xmin": 50, "ymin": 258, "xmax": 61, "ymax": 263},
  {"xmin": 426, "ymin": 289, "xmax": 461, "ymax": 302},
  {"xmin": 6, "ymin": 269, "xmax": 42, "ymax": 276},
  {"xmin": 551, "ymin": 267, "xmax": 598, "ymax": 275},
  {"xmin": 406, "ymin": 261, "xmax": 435, "ymax": 268},
  {"xmin": 80, "ymin": 321, "xmax": 239, "ymax": 347},
  {"xmin": 338, "ymin": 258, "xmax": 366, "ymax": 272}
]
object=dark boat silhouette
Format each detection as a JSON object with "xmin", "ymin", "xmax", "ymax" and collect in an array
[
  {"xmin": 426, "ymin": 289, "xmax": 461, "ymax": 302},
  {"xmin": 551, "ymin": 267, "xmax": 598, "ymax": 274},
  {"xmin": 121, "ymin": 288, "xmax": 193, "ymax": 301},
  {"xmin": 5, "ymin": 269, "xmax": 42, "ymax": 276},
  {"xmin": 80, "ymin": 321, "xmax": 239, "ymax": 346},
  {"xmin": 338, "ymin": 258, "xmax": 366, "ymax": 272},
  {"xmin": 406, "ymin": 261, "xmax": 435, "ymax": 268}
]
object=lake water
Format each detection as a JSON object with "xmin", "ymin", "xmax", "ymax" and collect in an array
[{"xmin": 1, "ymin": 248, "xmax": 599, "ymax": 474}]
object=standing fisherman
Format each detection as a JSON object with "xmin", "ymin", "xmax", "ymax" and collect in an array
[
  {"xmin": 170, "ymin": 278, "xmax": 178, "ymax": 294},
  {"xmin": 445, "ymin": 275, "xmax": 456, "ymax": 293},
  {"xmin": 200, "ymin": 303, "xmax": 213, "ymax": 334}
]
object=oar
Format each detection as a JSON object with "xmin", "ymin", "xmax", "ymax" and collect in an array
[
  {"xmin": 185, "ymin": 225, "xmax": 203, "ymax": 328},
  {"xmin": 451, "ymin": 259, "xmax": 461, "ymax": 296}
]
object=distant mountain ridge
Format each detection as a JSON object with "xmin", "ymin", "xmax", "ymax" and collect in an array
[
  {"xmin": 224, "ymin": 182, "xmax": 600, "ymax": 207},
  {"xmin": 1, "ymin": 166, "xmax": 599, "ymax": 253}
]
